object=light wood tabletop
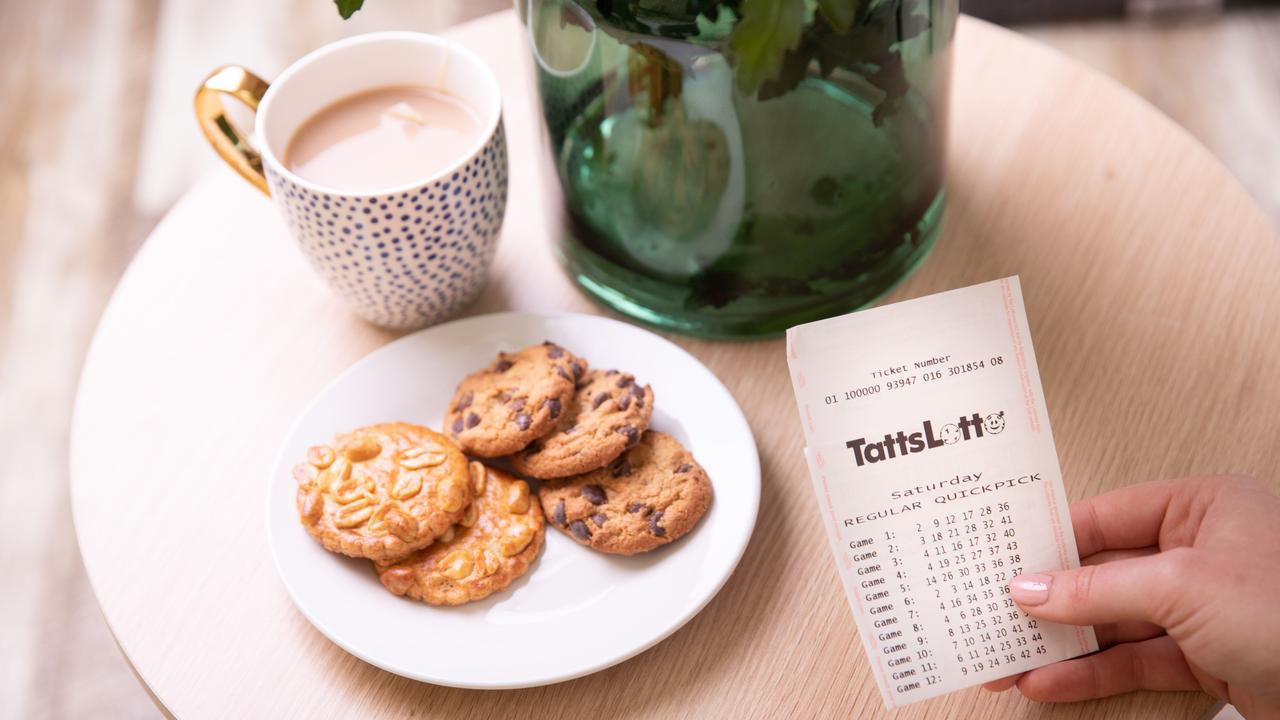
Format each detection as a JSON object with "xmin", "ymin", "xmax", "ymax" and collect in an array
[{"xmin": 70, "ymin": 9, "xmax": 1279, "ymax": 720}]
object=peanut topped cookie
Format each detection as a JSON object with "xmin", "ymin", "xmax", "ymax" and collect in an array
[
  {"xmin": 377, "ymin": 462, "xmax": 545, "ymax": 606},
  {"xmin": 294, "ymin": 423, "xmax": 472, "ymax": 562},
  {"xmin": 444, "ymin": 341, "xmax": 586, "ymax": 457},
  {"xmin": 539, "ymin": 431, "xmax": 712, "ymax": 555},
  {"xmin": 510, "ymin": 369, "xmax": 653, "ymax": 479}
]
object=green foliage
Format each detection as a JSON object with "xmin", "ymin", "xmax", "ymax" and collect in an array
[
  {"xmin": 816, "ymin": 0, "xmax": 855, "ymax": 31},
  {"xmin": 331, "ymin": 0, "xmax": 933, "ymax": 121},
  {"xmin": 694, "ymin": 5, "xmax": 737, "ymax": 42},
  {"xmin": 754, "ymin": 0, "xmax": 930, "ymax": 121},
  {"xmin": 726, "ymin": 0, "xmax": 806, "ymax": 95},
  {"xmin": 335, "ymin": 0, "xmax": 364, "ymax": 20}
]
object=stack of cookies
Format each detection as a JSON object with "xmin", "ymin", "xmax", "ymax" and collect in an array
[
  {"xmin": 444, "ymin": 341, "xmax": 713, "ymax": 557},
  {"xmin": 293, "ymin": 341, "xmax": 712, "ymax": 606}
]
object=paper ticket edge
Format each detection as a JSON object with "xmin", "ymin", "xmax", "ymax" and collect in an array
[
  {"xmin": 787, "ymin": 276, "xmax": 1100, "ymax": 709},
  {"xmin": 999, "ymin": 277, "xmax": 1099, "ymax": 657}
]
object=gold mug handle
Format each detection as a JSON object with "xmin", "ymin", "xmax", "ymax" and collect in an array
[{"xmin": 194, "ymin": 65, "xmax": 272, "ymax": 196}]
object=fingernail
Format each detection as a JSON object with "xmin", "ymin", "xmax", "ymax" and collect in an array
[{"xmin": 1010, "ymin": 573, "xmax": 1052, "ymax": 606}]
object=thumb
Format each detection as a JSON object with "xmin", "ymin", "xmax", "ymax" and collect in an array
[{"xmin": 1008, "ymin": 551, "xmax": 1190, "ymax": 627}]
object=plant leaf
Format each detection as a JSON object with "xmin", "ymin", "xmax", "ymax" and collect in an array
[
  {"xmin": 727, "ymin": 0, "xmax": 806, "ymax": 96},
  {"xmin": 334, "ymin": 0, "xmax": 364, "ymax": 19},
  {"xmin": 816, "ymin": 0, "xmax": 856, "ymax": 31},
  {"xmin": 757, "ymin": 43, "xmax": 815, "ymax": 100},
  {"xmin": 596, "ymin": 0, "xmax": 638, "ymax": 28},
  {"xmin": 694, "ymin": 5, "xmax": 738, "ymax": 42},
  {"xmin": 758, "ymin": 22, "xmax": 825, "ymax": 100},
  {"xmin": 867, "ymin": 49, "xmax": 905, "ymax": 125}
]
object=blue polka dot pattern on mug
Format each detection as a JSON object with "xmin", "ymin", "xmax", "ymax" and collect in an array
[{"xmin": 266, "ymin": 121, "xmax": 509, "ymax": 330}]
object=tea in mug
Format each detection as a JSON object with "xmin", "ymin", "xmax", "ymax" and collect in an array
[{"xmin": 285, "ymin": 85, "xmax": 483, "ymax": 192}]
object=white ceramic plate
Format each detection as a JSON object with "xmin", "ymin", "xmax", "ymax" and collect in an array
[{"xmin": 267, "ymin": 312, "xmax": 760, "ymax": 689}]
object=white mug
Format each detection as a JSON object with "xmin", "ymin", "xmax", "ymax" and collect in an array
[{"xmin": 196, "ymin": 32, "xmax": 508, "ymax": 330}]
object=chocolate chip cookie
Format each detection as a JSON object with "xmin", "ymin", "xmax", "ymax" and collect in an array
[
  {"xmin": 376, "ymin": 462, "xmax": 545, "ymax": 605},
  {"xmin": 444, "ymin": 341, "xmax": 587, "ymax": 457},
  {"xmin": 294, "ymin": 422, "xmax": 472, "ymax": 562},
  {"xmin": 510, "ymin": 369, "xmax": 653, "ymax": 479},
  {"xmin": 538, "ymin": 431, "xmax": 712, "ymax": 555}
]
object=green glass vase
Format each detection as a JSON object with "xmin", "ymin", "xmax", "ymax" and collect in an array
[{"xmin": 526, "ymin": 0, "xmax": 957, "ymax": 339}]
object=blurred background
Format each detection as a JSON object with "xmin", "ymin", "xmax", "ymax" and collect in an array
[{"xmin": 0, "ymin": 0, "xmax": 1276, "ymax": 717}]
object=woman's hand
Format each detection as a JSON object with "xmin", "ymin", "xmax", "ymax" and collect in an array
[{"xmin": 982, "ymin": 475, "xmax": 1280, "ymax": 720}]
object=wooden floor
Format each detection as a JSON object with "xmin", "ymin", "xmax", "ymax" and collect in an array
[{"xmin": 0, "ymin": 2, "xmax": 1275, "ymax": 717}]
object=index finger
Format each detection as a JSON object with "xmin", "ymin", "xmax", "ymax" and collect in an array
[{"xmin": 1070, "ymin": 480, "xmax": 1180, "ymax": 557}]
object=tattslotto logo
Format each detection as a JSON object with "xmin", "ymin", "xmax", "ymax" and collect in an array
[{"xmin": 845, "ymin": 411, "xmax": 1006, "ymax": 467}]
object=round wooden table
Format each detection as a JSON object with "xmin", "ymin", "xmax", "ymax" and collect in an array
[{"xmin": 71, "ymin": 9, "xmax": 1279, "ymax": 719}]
